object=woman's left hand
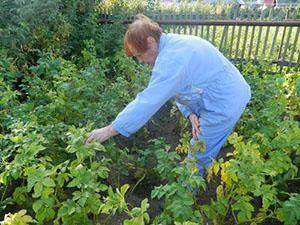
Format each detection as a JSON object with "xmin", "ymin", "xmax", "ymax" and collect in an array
[
  {"xmin": 189, "ymin": 113, "xmax": 200, "ymax": 140},
  {"xmin": 84, "ymin": 125, "xmax": 118, "ymax": 144}
]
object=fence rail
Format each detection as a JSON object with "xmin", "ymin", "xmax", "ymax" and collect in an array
[
  {"xmin": 100, "ymin": 7, "xmax": 300, "ymax": 21},
  {"xmin": 99, "ymin": 11, "xmax": 300, "ymax": 69}
]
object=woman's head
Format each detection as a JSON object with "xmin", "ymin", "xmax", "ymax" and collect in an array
[{"xmin": 124, "ymin": 14, "xmax": 162, "ymax": 65}]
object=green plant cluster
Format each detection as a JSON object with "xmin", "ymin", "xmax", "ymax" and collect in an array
[
  {"xmin": 205, "ymin": 64, "xmax": 300, "ymax": 225},
  {"xmin": 0, "ymin": 1, "xmax": 151, "ymax": 224},
  {"xmin": 0, "ymin": 41, "xmax": 152, "ymax": 225}
]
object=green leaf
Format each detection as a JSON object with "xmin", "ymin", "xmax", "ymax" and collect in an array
[
  {"xmin": 27, "ymin": 171, "xmax": 40, "ymax": 192},
  {"xmin": 0, "ymin": 171, "xmax": 9, "ymax": 185},
  {"xmin": 33, "ymin": 182, "xmax": 43, "ymax": 198},
  {"xmin": 99, "ymin": 184, "xmax": 108, "ymax": 191},
  {"xmin": 141, "ymin": 198, "xmax": 149, "ymax": 212},
  {"xmin": 67, "ymin": 178, "xmax": 79, "ymax": 188},
  {"xmin": 10, "ymin": 136, "xmax": 22, "ymax": 143},
  {"xmin": 33, "ymin": 200, "xmax": 43, "ymax": 213},
  {"xmin": 42, "ymin": 177, "xmax": 55, "ymax": 187},
  {"xmin": 58, "ymin": 200, "xmax": 77, "ymax": 218},
  {"xmin": 120, "ymin": 184, "xmax": 130, "ymax": 195},
  {"xmin": 13, "ymin": 187, "xmax": 27, "ymax": 205},
  {"xmin": 78, "ymin": 197, "xmax": 87, "ymax": 207},
  {"xmin": 237, "ymin": 211, "xmax": 249, "ymax": 223},
  {"xmin": 41, "ymin": 187, "xmax": 54, "ymax": 199}
]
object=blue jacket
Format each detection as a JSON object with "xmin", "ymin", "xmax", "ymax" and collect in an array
[{"xmin": 112, "ymin": 33, "xmax": 251, "ymax": 137}]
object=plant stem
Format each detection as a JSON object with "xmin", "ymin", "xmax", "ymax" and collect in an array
[
  {"xmin": 130, "ymin": 172, "xmax": 146, "ymax": 194},
  {"xmin": 0, "ymin": 184, "xmax": 8, "ymax": 203},
  {"xmin": 231, "ymin": 207, "xmax": 238, "ymax": 224}
]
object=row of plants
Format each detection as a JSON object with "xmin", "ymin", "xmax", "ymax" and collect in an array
[
  {"xmin": 0, "ymin": 40, "xmax": 154, "ymax": 224},
  {"xmin": 0, "ymin": 2, "xmax": 152, "ymax": 223},
  {"xmin": 133, "ymin": 64, "xmax": 300, "ymax": 225},
  {"xmin": 1, "ymin": 42, "xmax": 299, "ymax": 225},
  {"xmin": 203, "ymin": 64, "xmax": 300, "ymax": 225}
]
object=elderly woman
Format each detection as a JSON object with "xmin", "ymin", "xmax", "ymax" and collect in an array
[{"xmin": 85, "ymin": 14, "xmax": 251, "ymax": 176}]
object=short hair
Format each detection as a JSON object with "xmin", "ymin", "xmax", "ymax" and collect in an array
[{"xmin": 124, "ymin": 14, "xmax": 162, "ymax": 56}]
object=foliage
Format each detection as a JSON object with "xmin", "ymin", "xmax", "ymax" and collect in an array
[
  {"xmin": 0, "ymin": 0, "xmax": 127, "ymax": 69},
  {"xmin": 151, "ymin": 140, "xmax": 206, "ymax": 224},
  {"xmin": 204, "ymin": 65, "xmax": 300, "ymax": 225},
  {"xmin": 0, "ymin": 30, "xmax": 150, "ymax": 225},
  {"xmin": 276, "ymin": 194, "xmax": 300, "ymax": 225},
  {"xmin": 100, "ymin": 184, "xmax": 150, "ymax": 225},
  {"xmin": 175, "ymin": 132, "xmax": 191, "ymax": 154},
  {"xmin": 1, "ymin": 210, "xmax": 36, "ymax": 225}
]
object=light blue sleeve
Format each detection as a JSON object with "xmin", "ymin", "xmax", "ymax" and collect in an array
[
  {"xmin": 111, "ymin": 59, "xmax": 186, "ymax": 137},
  {"xmin": 175, "ymin": 100, "xmax": 192, "ymax": 118}
]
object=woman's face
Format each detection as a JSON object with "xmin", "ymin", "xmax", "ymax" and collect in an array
[{"xmin": 130, "ymin": 37, "xmax": 158, "ymax": 66}]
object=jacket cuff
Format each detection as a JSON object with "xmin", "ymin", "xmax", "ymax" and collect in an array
[
  {"xmin": 111, "ymin": 122, "xmax": 131, "ymax": 138},
  {"xmin": 182, "ymin": 109, "xmax": 192, "ymax": 118}
]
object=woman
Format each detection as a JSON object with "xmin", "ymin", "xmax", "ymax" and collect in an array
[{"xmin": 85, "ymin": 14, "xmax": 251, "ymax": 176}]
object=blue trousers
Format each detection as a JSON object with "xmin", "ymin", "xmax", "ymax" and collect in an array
[{"xmin": 188, "ymin": 110, "xmax": 245, "ymax": 176}]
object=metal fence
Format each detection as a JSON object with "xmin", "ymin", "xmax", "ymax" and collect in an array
[{"xmin": 99, "ymin": 9, "xmax": 300, "ymax": 69}]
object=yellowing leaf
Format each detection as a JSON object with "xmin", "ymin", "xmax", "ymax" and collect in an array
[{"xmin": 216, "ymin": 185, "xmax": 224, "ymax": 199}]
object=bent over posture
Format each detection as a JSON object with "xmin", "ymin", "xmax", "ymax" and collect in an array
[{"xmin": 85, "ymin": 14, "xmax": 251, "ymax": 176}]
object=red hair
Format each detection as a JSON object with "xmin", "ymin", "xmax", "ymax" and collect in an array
[{"xmin": 124, "ymin": 14, "xmax": 162, "ymax": 56}]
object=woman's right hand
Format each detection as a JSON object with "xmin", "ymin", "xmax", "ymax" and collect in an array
[
  {"xmin": 189, "ymin": 113, "xmax": 200, "ymax": 139},
  {"xmin": 84, "ymin": 125, "xmax": 118, "ymax": 144}
]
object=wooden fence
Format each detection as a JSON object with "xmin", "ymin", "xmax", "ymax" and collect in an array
[
  {"xmin": 159, "ymin": 20, "xmax": 300, "ymax": 68},
  {"xmin": 143, "ymin": 7, "xmax": 300, "ymax": 21},
  {"xmin": 101, "ymin": 6, "xmax": 300, "ymax": 21},
  {"xmin": 99, "ymin": 9, "xmax": 300, "ymax": 69}
]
